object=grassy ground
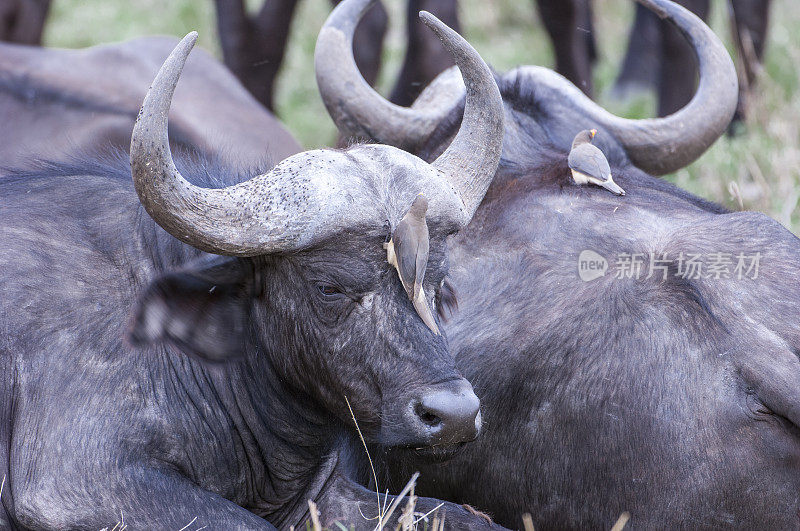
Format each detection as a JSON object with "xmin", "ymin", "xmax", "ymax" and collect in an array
[{"xmin": 44, "ymin": 0, "xmax": 799, "ymax": 230}]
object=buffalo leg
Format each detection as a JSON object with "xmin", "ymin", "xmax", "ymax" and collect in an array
[
  {"xmin": 330, "ymin": 0, "xmax": 387, "ymax": 87},
  {"xmin": 389, "ymin": 0, "xmax": 459, "ymax": 107},
  {"xmin": 611, "ymin": 3, "xmax": 661, "ymax": 99},
  {"xmin": 215, "ymin": 0, "xmax": 299, "ymax": 111},
  {"xmin": 535, "ymin": 0, "xmax": 596, "ymax": 97},
  {"xmin": 729, "ymin": 0, "xmax": 772, "ymax": 123},
  {"xmin": 14, "ymin": 467, "xmax": 277, "ymax": 529},
  {"xmin": 578, "ymin": 0, "xmax": 597, "ymax": 66},
  {"xmin": 657, "ymin": 0, "xmax": 710, "ymax": 116},
  {"xmin": 0, "ymin": 0, "xmax": 50, "ymax": 45}
]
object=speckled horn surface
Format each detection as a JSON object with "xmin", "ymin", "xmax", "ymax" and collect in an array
[
  {"xmin": 421, "ymin": 12, "xmax": 504, "ymax": 222},
  {"xmin": 129, "ymin": 33, "xmax": 355, "ymax": 256},
  {"xmin": 314, "ymin": 0, "xmax": 453, "ymax": 152},
  {"xmin": 130, "ymin": 32, "xmax": 484, "ymax": 256},
  {"xmin": 514, "ymin": 0, "xmax": 737, "ymax": 175},
  {"xmin": 130, "ymin": 32, "xmax": 308, "ymax": 256}
]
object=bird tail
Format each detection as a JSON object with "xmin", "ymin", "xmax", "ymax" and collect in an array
[{"xmin": 413, "ymin": 288, "xmax": 440, "ymax": 335}]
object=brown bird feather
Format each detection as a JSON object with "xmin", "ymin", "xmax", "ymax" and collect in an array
[{"xmin": 384, "ymin": 194, "xmax": 440, "ymax": 334}]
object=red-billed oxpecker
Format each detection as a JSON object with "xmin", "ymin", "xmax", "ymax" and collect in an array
[
  {"xmin": 384, "ymin": 193, "xmax": 439, "ymax": 335},
  {"xmin": 568, "ymin": 129, "xmax": 626, "ymax": 196}
]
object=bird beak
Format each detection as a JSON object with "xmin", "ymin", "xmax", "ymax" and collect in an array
[
  {"xmin": 599, "ymin": 177, "xmax": 626, "ymax": 196},
  {"xmin": 590, "ymin": 129, "xmax": 597, "ymax": 139}
]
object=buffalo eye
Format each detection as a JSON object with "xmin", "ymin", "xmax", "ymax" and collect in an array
[
  {"xmin": 436, "ymin": 278, "xmax": 458, "ymax": 321},
  {"xmin": 317, "ymin": 284, "xmax": 345, "ymax": 299}
]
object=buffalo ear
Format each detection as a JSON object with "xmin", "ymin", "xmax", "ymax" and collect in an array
[{"xmin": 128, "ymin": 256, "xmax": 255, "ymax": 362}]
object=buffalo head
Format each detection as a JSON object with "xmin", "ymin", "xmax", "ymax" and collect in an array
[{"xmin": 127, "ymin": 14, "xmax": 503, "ymax": 450}]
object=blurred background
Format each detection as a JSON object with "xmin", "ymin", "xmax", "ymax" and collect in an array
[{"xmin": 35, "ymin": 0, "xmax": 800, "ymax": 230}]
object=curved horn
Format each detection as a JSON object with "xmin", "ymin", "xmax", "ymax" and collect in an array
[
  {"xmin": 317, "ymin": 0, "xmax": 736, "ymax": 176},
  {"xmin": 315, "ymin": 0, "xmax": 451, "ymax": 151},
  {"xmin": 517, "ymin": 0, "xmax": 737, "ymax": 175},
  {"xmin": 131, "ymin": 33, "xmax": 327, "ymax": 256},
  {"xmin": 134, "ymin": 25, "xmax": 501, "ymax": 255},
  {"xmin": 315, "ymin": 5, "xmax": 503, "ymax": 221},
  {"xmin": 420, "ymin": 12, "xmax": 503, "ymax": 220}
]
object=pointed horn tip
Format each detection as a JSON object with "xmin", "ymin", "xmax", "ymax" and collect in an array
[
  {"xmin": 180, "ymin": 31, "xmax": 199, "ymax": 48},
  {"xmin": 418, "ymin": 10, "xmax": 493, "ymax": 89},
  {"xmin": 136, "ymin": 30, "xmax": 198, "ymax": 114},
  {"xmin": 418, "ymin": 11, "xmax": 451, "ymax": 37},
  {"xmin": 164, "ymin": 31, "xmax": 198, "ymax": 66}
]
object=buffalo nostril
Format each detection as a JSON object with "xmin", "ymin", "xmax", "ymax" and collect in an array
[
  {"xmin": 414, "ymin": 380, "xmax": 481, "ymax": 444},
  {"xmin": 415, "ymin": 404, "xmax": 443, "ymax": 427}
]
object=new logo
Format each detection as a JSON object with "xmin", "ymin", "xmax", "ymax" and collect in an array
[{"xmin": 578, "ymin": 250, "xmax": 608, "ymax": 281}]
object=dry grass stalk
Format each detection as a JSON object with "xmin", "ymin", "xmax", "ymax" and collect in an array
[
  {"xmin": 610, "ymin": 511, "xmax": 631, "ymax": 531},
  {"xmin": 410, "ymin": 503, "xmax": 445, "ymax": 529},
  {"xmin": 99, "ymin": 510, "xmax": 127, "ymax": 531},
  {"xmin": 395, "ymin": 480, "xmax": 417, "ymax": 531},
  {"xmin": 308, "ymin": 500, "xmax": 323, "ymax": 531},
  {"xmin": 344, "ymin": 395, "xmax": 426, "ymax": 531},
  {"xmin": 522, "ymin": 512, "xmax": 535, "ymax": 531},
  {"xmin": 344, "ymin": 396, "xmax": 382, "ymax": 523},
  {"xmin": 728, "ymin": 181, "xmax": 744, "ymax": 210},
  {"xmin": 378, "ymin": 472, "xmax": 420, "ymax": 529}
]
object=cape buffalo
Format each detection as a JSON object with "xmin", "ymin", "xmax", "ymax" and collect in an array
[
  {"xmin": 533, "ymin": 0, "xmax": 596, "ymax": 98},
  {"xmin": 214, "ymin": 0, "xmax": 458, "ymax": 110},
  {"xmin": 216, "ymin": 0, "xmax": 383, "ymax": 112},
  {"xmin": 0, "ymin": 36, "xmax": 301, "ymax": 167},
  {"xmin": 613, "ymin": 0, "xmax": 772, "ymax": 124},
  {"xmin": 215, "ymin": 0, "xmax": 595, "ymax": 112},
  {"xmin": 0, "ymin": 0, "xmax": 49, "ymax": 45},
  {"xmin": 319, "ymin": 0, "xmax": 800, "ymax": 527},
  {"xmin": 0, "ymin": 14, "xmax": 508, "ymax": 529}
]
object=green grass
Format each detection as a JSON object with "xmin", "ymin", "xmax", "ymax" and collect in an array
[{"xmin": 44, "ymin": 0, "xmax": 800, "ymax": 231}]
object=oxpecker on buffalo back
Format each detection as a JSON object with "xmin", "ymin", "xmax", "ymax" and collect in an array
[{"xmin": 568, "ymin": 129, "xmax": 626, "ymax": 196}]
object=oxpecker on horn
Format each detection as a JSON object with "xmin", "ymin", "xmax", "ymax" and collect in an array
[
  {"xmin": 568, "ymin": 129, "xmax": 626, "ymax": 196},
  {"xmin": 385, "ymin": 194, "xmax": 440, "ymax": 335}
]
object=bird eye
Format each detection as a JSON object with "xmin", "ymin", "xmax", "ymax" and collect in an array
[{"xmin": 317, "ymin": 285, "xmax": 344, "ymax": 298}]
